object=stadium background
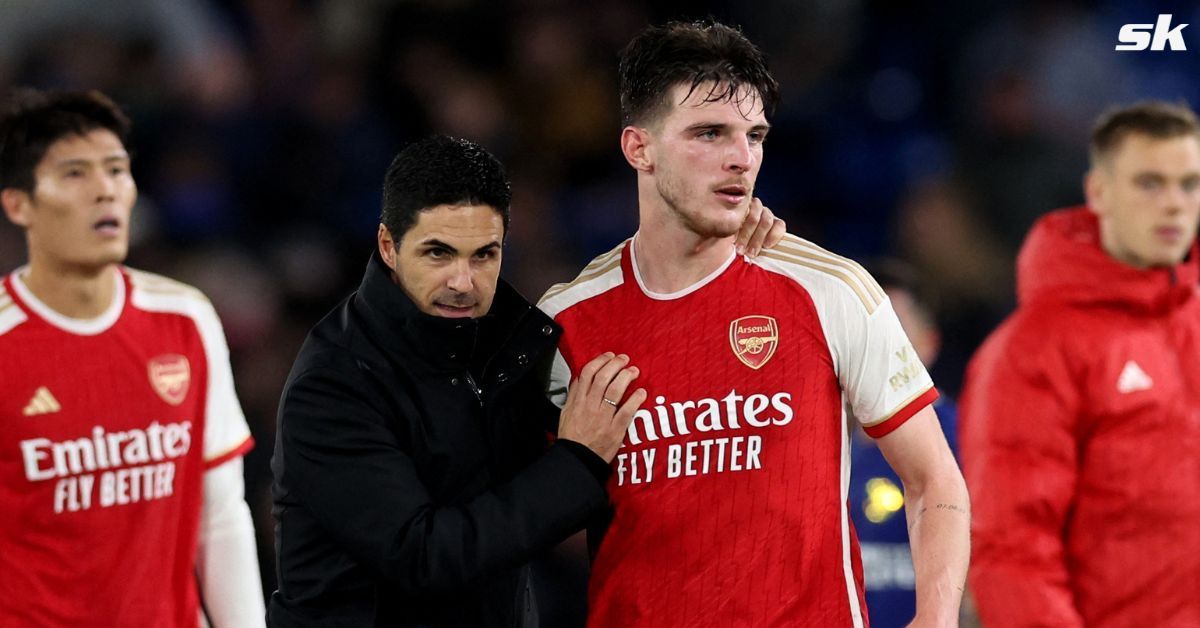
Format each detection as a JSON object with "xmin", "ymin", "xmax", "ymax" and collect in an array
[{"xmin": 1, "ymin": 0, "xmax": 1196, "ymax": 621}]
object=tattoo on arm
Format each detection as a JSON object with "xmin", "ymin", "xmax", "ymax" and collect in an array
[{"xmin": 935, "ymin": 503, "xmax": 968, "ymax": 515}]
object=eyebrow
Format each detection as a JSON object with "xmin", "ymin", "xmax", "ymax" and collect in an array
[
  {"xmin": 53, "ymin": 154, "xmax": 131, "ymax": 168},
  {"xmin": 419, "ymin": 239, "xmax": 502, "ymax": 255},
  {"xmin": 683, "ymin": 122, "xmax": 772, "ymax": 133}
]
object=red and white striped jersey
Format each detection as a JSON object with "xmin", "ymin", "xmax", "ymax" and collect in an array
[
  {"xmin": 0, "ymin": 266, "xmax": 253, "ymax": 627},
  {"xmin": 540, "ymin": 234, "xmax": 937, "ymax": 627}
]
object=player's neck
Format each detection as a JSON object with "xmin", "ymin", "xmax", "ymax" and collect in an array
[
  {"xmin": 20, "ymin": 257, "xmax": 120, "ymax": 320},
  {"xmin": 632, "ymin": 217, "xmax": 735, "ymax": 294}
]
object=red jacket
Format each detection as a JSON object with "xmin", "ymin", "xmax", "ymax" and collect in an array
[{"xmin": 961, "ymin": 207, "xmax": 1200, "ymax": 627}]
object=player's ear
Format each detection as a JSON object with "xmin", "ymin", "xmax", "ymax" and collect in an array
[
  {"xmin": 0, "ymin": 188, "xmax": 32, "ymax": 228},
  {"xmin": 377, "ymin": 224, "xmax": 398, "ymax": 270},
  {"xmin": 621, "ymin": 126, "xmax": 653, "ymax": 173},
  {"xmin": 1084, "ymin": 169, "xmax": 1106, "ymax": 216}
]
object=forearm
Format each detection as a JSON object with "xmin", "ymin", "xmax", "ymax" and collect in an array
[
  {"xmin": 199, "ymin": 459, "xmax": 266, "ymax": 627},
  {"xmin": 905, "ymin": 472, "xmax": 970, "ymax": 626}
]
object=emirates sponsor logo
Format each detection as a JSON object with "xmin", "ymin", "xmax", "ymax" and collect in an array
[
  {"xmin": 615, "ymin": 389, "xmax": 794, "ymax": 486},
  {"xmin": 729, "ymin": 315, "xmax": 779, "ymax": 370},
  {"xmin": 148, "ymin": 354, "xmax": 190, "ymax": 406},
  {"xmin": 18, "ymin": 422, "xmax": 192, "ymax": 513}
]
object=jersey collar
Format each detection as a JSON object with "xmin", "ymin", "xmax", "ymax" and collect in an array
[
  {"xmin": 10, "ymin": 265, "xmax": 125, "ymax": 335},
  {"xmin": 629, "ymin": 232, "xmax": 738, "ymax": 301}
]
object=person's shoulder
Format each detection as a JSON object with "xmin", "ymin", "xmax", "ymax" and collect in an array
[
  {"xmin": 748, "ymin": 234, "xmax": 887, "ymax": 316},
  {"xmin": 124, "ymin": 266, "xmax": 215, "ymax": 319},
  {"xmin": 538, "ymin": 238, "xmax": 629, "ymax": 319},
  {"xmin": 0, "ymin": 273, "xmax": 29, "ymax": 340}
]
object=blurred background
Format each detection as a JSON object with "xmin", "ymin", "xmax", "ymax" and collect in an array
[{"xmin": 1, "ymin": 0, "xmax": 1196, "ymax": 622}]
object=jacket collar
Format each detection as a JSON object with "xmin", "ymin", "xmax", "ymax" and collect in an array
[
  {"xmin": 1016, "ymin": 206, "xmax": 1199, "ymax": 314},
  {"xmin": 352, "ymin": 252, "xmax": 555, "ymax": 373}
]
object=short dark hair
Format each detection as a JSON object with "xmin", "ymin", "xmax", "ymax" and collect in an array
[
  {"xmin": 618, "ymin": 20, "xmax": 780, "ymax": 127},
  {"xmin": 1090, "ymin": 100, "xmax": 1200, "ymax": 166},
  {"xmin": 381, "ymin": 135, "xmax": 512, "ymax": 243},
  {"xmin": 0, "ymin": 88, "xmax": 131, "ymax": 193}
]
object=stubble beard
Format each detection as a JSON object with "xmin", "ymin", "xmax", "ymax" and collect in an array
[{"xmin": 655, "ymin": 172, "xmax": 744, "ymax": 239}]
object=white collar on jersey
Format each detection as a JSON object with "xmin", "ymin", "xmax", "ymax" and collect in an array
[
  {"xmin": 629, "ymin": 232, "xmax": 738, "ymax": 301},
  {"xmin": 11, "ymin": 265, "xmax": 125, "ymax": 336}
]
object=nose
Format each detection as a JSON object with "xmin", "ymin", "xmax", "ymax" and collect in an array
[
  {"xmin": 725, "ymin": 135, "xmax": 753, "ymax": 174},
  {"xmin": 446, "ymin": 259, "xmax": 474, "ymax": 293},
  {"xmin": 94, "ymin": 171, "xmax": 117, "ymax": 202}
]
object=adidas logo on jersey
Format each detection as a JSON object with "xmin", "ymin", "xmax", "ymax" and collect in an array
[
  {"xmin": 23, "ymin": 387, "xmax": 61, "ymax": 416},
  {"xmin": 1116, "ymin": 360, "xmax": 1153, "ymax": 394}
]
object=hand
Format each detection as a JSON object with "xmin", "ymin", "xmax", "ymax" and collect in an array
[
  {"xmin": 558, "ymin": 352, "xmax": 647, "ymax": 462},
  {"xmin": 735, "ymin": 197, "xmax": 786, "ymax": 257}
]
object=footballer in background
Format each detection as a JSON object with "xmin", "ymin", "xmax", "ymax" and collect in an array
[{"xmin": 0, "ymin": 89, "xmax": 264, "ymax": 626}]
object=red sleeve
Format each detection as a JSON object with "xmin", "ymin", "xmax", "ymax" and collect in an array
[
  {"xmin": 959, "ymin": 323, "xmax": 1085, "ymax": 627},
  {"xmin": 204, "ymin": 435, "xmax": 254, "ymax": 470},
  {"xmin": 863, "ymin": 386, "xmax": 939, "ymax": 438}
]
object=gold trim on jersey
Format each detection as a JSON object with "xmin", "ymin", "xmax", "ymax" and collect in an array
[
  {"xmin": 539, "ymin": 241, "xmax": 627, "ymax": 305},
  {"xmin": 759, "ymin": 249, "xmax": 882, "ymax": 314},
  {"xmin": 128, "ymin": 269, "xmax": 206, "ymax": 302},
  {"xmin": 862, "ymin": 384, "xmax": 935, "ymax": 428},
  {"xmin": 776, "ymin": 235, "xmax": 886, "ymax": 304}
]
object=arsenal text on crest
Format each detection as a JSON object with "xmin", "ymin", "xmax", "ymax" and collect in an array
[{"xmin": 729, "ymin": 315, "xmax": 780, "ymax": 370}]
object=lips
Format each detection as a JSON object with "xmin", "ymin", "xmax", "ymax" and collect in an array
[
  {"xmin": 1155, "ymin": 225, "xmax": 1184, "ymax": 240},
  {"xmin": 93, "ymin": 215, "xmax": 122, "ymax": 236},
  {"xmin": 434, "ymin": 303, "xmax": 475, "ymax": 318},
  {"xmin": 714, "ymin": 184, "xmax": 748, "ymax": 205}
]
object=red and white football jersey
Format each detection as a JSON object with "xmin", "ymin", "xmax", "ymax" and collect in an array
[
  {"xmin": 540, "ymin": 235, "xmax": 937, "ymax": 627},
  {"xmin": 0, "ymin": 266, "xmax": 253, "ymax": 627}
]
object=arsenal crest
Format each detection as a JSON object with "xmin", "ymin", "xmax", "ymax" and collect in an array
[
  {"xmin": 729, "ymin": 315, "xmax": 779, "ymax": 370},
  {"xmin": 148, "ymin": 354, "xmax": 191, "ymax": 406}
]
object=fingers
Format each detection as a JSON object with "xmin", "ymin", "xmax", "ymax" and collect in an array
[
  {"xmin": 575, "ymin": 351, "xmax": 616, "ymax": 390},
  {"xmin": 765, "ymin": 216, "xmax": 786, "ymax": 250},
  {"xmin": 584, "ymin": 353, "xmax": 630, "ymax": 407},
  {"xmin": 614, "ymin": 388, "xmax": 649, "ymax": 424},
  {"xmin": 735, "ymin": 198, "xmax": 765, "ymax": 255},
  {"xmin": 602, "ymin": 365, "xmax": 640, "ymax": 409},
  {"xmin": 744, "ymin": 199, "xmax": 780, "ymax": 257}
]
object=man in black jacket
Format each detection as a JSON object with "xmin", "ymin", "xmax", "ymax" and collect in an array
[{"xmin": 269, "ymin": 136, "xmax": 645, "ymax": 626}]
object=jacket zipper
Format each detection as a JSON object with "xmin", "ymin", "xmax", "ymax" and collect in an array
[{"xmin": 464, "ymin": 371, "xmax": 483, "ymax": 407}]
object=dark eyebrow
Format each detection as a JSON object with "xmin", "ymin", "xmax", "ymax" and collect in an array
[
  {"xmin": 683, "ymin": 122, "xmax": 772, "ymax": 133},
  {"xmin": 418, "ymin": 239, "xmax": 502, "ymax": 255},
  {"xmin": 54, "ymin": 154, "xmax": 131, "ymax": 168},
  {"xmin": 419, "ymin": 239, "xmax": 459, "ymax": 254}
]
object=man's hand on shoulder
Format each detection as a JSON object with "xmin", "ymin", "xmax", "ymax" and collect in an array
[
  {"xmin": 558, "ymin": 353, "xmax": 646, "ymax": 462},
  {"xmin": 736, "ymin": 197, "xmax": 786, "ymax": 257}
]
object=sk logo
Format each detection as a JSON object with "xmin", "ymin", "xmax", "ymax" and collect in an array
[
  {"xmin": 149, "ymin": 354, "xmax": 191, "ymax": 406},
  {"xmin": 729, "ymin": 315, "xmax": 779, "ymax": 370}
]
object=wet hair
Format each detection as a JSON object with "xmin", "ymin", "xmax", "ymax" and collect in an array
[
  {"xmin": 0, "ymin": 88, "xmax": 131, "ymax": 192},
  {"xmin": 1090, "ymin": 100, "xmax": 1200, "ymax": 167},
  {"xmin": 618, "ymin": 19, "xmax": 780, "ymax": 127},
  {"xmin": 380, "ymin": 135, "xmax": 512, "ymax": 243}
]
